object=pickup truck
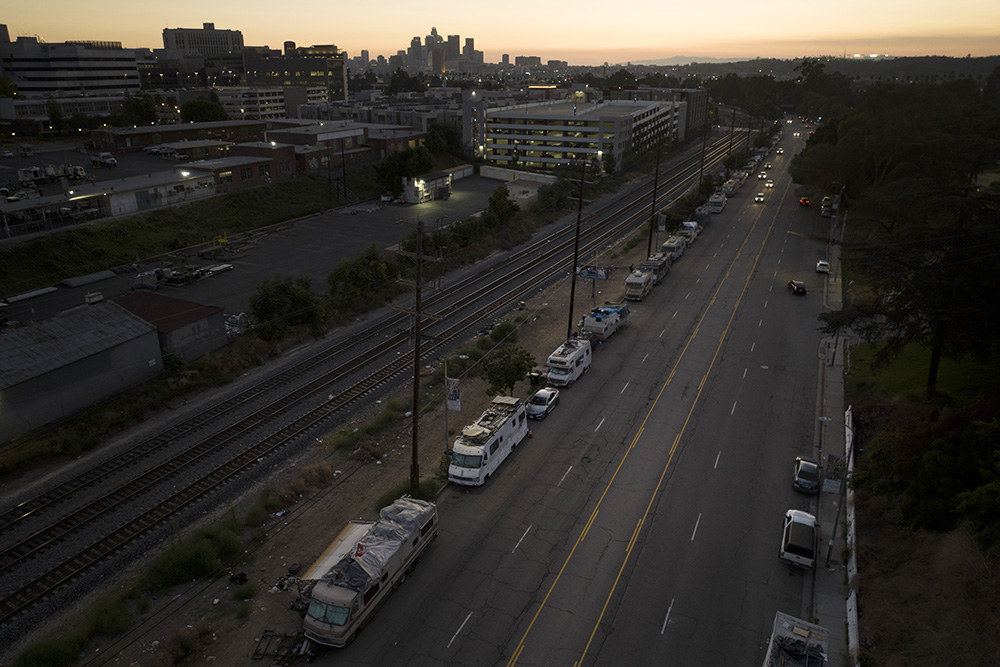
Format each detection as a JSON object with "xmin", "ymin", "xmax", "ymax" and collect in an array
[{"xmin": 779, "ymin": 509, "xmax": 818, "ymax": 568}]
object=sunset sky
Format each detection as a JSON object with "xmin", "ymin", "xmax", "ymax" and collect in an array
[{"xmin": 4, "ymin": 0, "xmax": 999, "ymax": 65}]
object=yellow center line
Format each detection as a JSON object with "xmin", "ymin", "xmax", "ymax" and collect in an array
[
  {"xmin": 505, "ymin": 207, "xmax": 778, "ymax": 666},
  {"xmin": 576, "ymin": 210, "xmax": 780, "ymax": 665}
]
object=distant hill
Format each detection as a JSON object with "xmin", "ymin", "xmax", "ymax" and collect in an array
[{"xmin": 629, "ymin": 56, "xmax": 748, "ymax": 66}]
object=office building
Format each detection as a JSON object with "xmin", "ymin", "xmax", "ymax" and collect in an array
[{"xmin": 162, "ymin": 23, "xmax": 244, "ymax": 57}]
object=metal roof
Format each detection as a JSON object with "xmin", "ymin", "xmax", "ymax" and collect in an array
[
  {"xmin": 0, "ymin": 302, "xmax": 156, "ymax": 389},
  {"xmin": 114, "ymin": 291, "xmax": 223, "ymax": 333}
]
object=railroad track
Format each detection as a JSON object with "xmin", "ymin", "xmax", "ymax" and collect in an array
[{"xmin": 0, "ymin": 136, "xmax": 738, "ymax": 626}]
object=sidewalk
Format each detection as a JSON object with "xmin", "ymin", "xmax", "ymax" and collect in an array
[{"xmin": 803, "ymin": 234, "xmax": 853, "ymax": 666}]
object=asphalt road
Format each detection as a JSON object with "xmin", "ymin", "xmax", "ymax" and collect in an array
[{"xmin": 317, "ymin": 130, "xmax": 831, "ymax": 666}]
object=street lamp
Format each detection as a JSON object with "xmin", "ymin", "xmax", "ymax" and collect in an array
[{"xmin": 818, "ymin": 415, "xmax": 854, "ymax": 568}]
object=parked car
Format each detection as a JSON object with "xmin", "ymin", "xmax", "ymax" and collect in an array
[
  {"xmin": 526, "ymin": 387, "xmax": 560, "ymax": 419},
  {"xmin": 787, "ymin": 280, "xmax": 807, "ymax": 295},
  {"xmin": 780, "ymin": 509, "xmax": 818, "ymax": 568},
  {"xmin": 815, "ymin": 260, "xmax": 830, "ymax": 273},
  {"xmin": 1, "ymin": 150, "xmax": 13, "ymax": 158},
  {"xmin": 792, "ymin": 457, "xmax": 821, "ymax": 493},
  {"xmin": 143, "ymin": 145, "xmax": 162, "ymax": 154}
]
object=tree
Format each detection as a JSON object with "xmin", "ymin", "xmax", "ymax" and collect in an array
[
  {"xmin": 249, "ymin": 275, "xmax": 327, "ymax": 341},
  {"xmin": 374, "ymin": 146, "xmax": 433, "ymax": 195},
  {"xmin": 115, "ymin": 93, "xmax": 157, "ymax": 126},
  {"xmin": 45, "ymin": 99, "xmax": 64, "ymax": 134},
  {"xmin": 480, "ymin": 345, "xmax": 535, "ymax": 397},
  {"xmin": 0, "ymin": 74, "xmax": 18, "ymax": 98},
  {"xmin": 487, "ymin": 186, "xmax": 518, "ymax": 224},
  {"xmin": 180, "ymin": 98, "xmax": 228, "ymax": 123}
]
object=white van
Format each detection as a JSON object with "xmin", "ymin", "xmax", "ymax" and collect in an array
[{"xmin": 546, "ymin": 337, "xmax": 592, "ymax": 387}]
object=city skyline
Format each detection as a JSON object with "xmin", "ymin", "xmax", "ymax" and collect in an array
[{"xmin": 4, "ymin": 0, "xmax": 1000, "ymax": 66}]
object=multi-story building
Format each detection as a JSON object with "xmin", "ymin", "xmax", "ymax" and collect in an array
[
  {"xmin": 0, "ymin": 24, "xmax": 141, "ymax": 98},
  {"xmin": 479, "ymin": 99, "xmax": 686, "ymax": 173},
  {"xmin": 162, "ymin": 23, "xmax": 244, "ymax": 57},
  {"xmin": 605, "ymin": 87, "xmax": 709, "ymax": 134},
  {"xmin": 215, "ymin": 88, "xmax": 286, "ymax": 120},
  {"xmin": 244, "ymin": 45, "xmax": 347, "ymax": 102}
]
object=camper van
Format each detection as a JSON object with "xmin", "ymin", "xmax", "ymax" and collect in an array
[
  {"xmin": 448, "ymin": 396, "xmax": 529, "ymax": 485},
  {"xmin": 640, "ymin": 253, "xmax": 670, "ymax": 284},
  {"xmin": 546, "ymin": 337, "xmax": 593, "ymax": 387}
]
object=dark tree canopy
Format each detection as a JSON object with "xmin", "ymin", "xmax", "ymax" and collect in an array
[{"xmin": 180, "ymin": 98, "xmax": 228, "ymax": 123}]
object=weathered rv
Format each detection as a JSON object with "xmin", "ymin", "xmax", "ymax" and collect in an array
[
  {"xmin": 624, "ymin": 270, "xmax": 654, "ymax": 301},
  {"xmin": 448, "ymin": 396, "xmax": 529, "ymax": 485},
  {"xmin": 581, "ymin": 302, "xmax": 629, "ymax": 341},
  {"xmin": 300, "ymin": 498, "xmax": 438, "ymax": 649},
  {"xmin": 546, "ymin": 337, "xmax": 593, "ymax": 387},
  {"xmin": 640, "ymin": 253, "xmax": 670, "ymax": 284}
]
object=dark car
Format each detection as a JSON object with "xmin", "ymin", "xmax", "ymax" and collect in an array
[
  {"xmin": 792, "ymin": 457, "xmax": 820, "ymax": 493},
  {"xmin": 799, "ymin": 197, "xmax": 810, "ymax": 207},
  {"xmin": 788, "ymin": 280, "xmax": 807, "ymax": 295},
  {"xmin": 526, "ymin": 387, "xmax": 560, "ymax": 419}
]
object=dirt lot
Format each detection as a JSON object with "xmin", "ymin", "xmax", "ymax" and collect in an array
[{"xmin": 4, "ymin": 231, "xmax": 653, "ymax": 666}]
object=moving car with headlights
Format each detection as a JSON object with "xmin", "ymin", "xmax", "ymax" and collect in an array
[
  {"xmin": 799, "ymin": 197, "xmax": 810, "ymax": 206},
  {"xmin": 755, "ymin": 192, "xmax": 765, "ymax": 203},
  {"xmin": 526, "ymin": 387, "xmax": 560, "ymax": 419}
]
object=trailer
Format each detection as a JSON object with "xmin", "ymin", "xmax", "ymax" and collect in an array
[
  {"xmin": 300, "ymin": 498, "xmax": 438, "ymax": 651},
  {"xmin": 624, "ymin": 270, "xmax": 654, "ymax": 301},
  {"xmin": 581, "ymin": 302, "xmax": 629, "ymax": 341},
  {"xmin": 546, "ymin": 336, "xmax": 592, "ymax": 387},
  {"xmin": 448, "ymin": 396, "xmax": 529, "ymax": 485},
  {"xmin": 761, "ymin": 611, "xmax": 828, "ymax": 666}
]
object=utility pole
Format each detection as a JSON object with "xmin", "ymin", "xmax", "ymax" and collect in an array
[
  {"xmin": 567, "ymin": 159, "xmax": 587, "ymax": 340},
  {"xmin": 340, "ymin": 140, "xmax": 348, "ymax": 199},
  {"xmin": 394, "ymin": 218, "xmax": 442, "ymax": 493},
  {"xmin": 646, "ymin": 141, "xmax": 661, "ymax": 258}
]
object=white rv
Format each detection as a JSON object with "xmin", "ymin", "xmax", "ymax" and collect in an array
[
  {"xmin": 448, "ymin": 396, "xmax": 529, "ymax": 485},
  {"xmin": 546, "ymin": 337, "xmax": 593, "ymax": 387},
  {"xmin": 624, "ymin": 270, "xmax": 654, "ymax": 301},
  {"xmin": 581, "ymin": 303, "xmax": 629, "ymax": 341},
  {"xmin": 640, "ymin": 253, "xmax": 670, "ymax": 285}
]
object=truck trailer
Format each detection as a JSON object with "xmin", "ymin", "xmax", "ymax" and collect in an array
[
  {"xmin": 300, "ymin": 497, "xmax": 438, "ymax": 650},
  {"xmin": 448, "ymin": 396, "xmax": 529, "ymax": 485}
]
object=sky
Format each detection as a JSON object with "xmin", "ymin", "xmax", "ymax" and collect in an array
[{"xmin": 4, "ymin": 0, "xmax": 1000, "ymax": 66}]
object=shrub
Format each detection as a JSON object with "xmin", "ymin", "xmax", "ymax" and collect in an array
[
  {"xmin": 231, "ymin": 582, "xmax": 256, "ymax": 601},
  {"xmin": 14, "ymin": 636, "xmax": 85, "ymax": 667},
  {"xmin": 85, "ymin": 593, "xmax": 133, "ymax": 637}
]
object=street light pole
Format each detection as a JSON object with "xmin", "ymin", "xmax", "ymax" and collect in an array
[{"xmin": 819, "ymin": 416, "xmax": 854, "ymax": 568}]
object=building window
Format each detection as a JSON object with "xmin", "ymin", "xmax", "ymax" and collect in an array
[
  {"xmin": 240, "ymin": 167, "xmax": 253, "ymax": 180},
  {"xmin": 219, "ymin": 171, "xmax": 233, "ymax": 184},
  {"xmin": 259, "ymin": 164, "xmax": 271, "ymax": 177}
]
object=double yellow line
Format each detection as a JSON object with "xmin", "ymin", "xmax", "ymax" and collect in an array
[{"xmin": 507, "ymin": 205, "xmax": 779, "ymax": 667}]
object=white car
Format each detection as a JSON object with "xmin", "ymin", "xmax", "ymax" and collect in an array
[
  {"xmin": 780, "ymin": 509, "xmax": 817, "ymax": 568},
  {"xmin": 754, "ymin": 192, "xmax": 765, "ymax": 202},
  {"xmin": 526, "ymin": 387, "xmax": 560, "ymax": 419},
  {"xmin": 1, "ymin": 150, "xmax": 13, "ymax": 158},
  {"xmin": 816, "ymin": 260, "xmax": 830, "ymax": 273},
  {"xmin": 765, "ymin": 180, "xmax": 774, "ymax": 188}
]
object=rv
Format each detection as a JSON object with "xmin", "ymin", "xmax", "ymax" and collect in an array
[
  {"xmin": 624, "ymin": 270, "xmax": 654, "ymax": 301},
  {"xmin": 448, "ymin": 396, "xmax": 529, "ymax": 485},
  {"xmin": 300, "ymin": 498, "xmax": 438, "ymax": 649},
  {"xmin": 707, "ymin": 193, "xmax": 726, "ymax": 213},
  {"xmin": 640, "ymin": 253, "xmax": 670, "ymax": 284},
  {"xmin": 660, "ymin": 236, "xmax": 688, "ymax": 263},
  {"xmin": 546, "ymin": 337, "xmax": 593, "ymax": 387},
  {"xmin": 581, "ymin": 302, "xmax": 629, "ymax": 341}
]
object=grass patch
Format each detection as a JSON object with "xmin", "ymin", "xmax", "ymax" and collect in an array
[
  {"xmin": 144, "ymin": 517, "xmax": 242, "ymax": 591},
  {"xmin": 13, "ymin": 635, "xmax": 87, "ymax": 667},
  {"xmin": 85, "ymin": 593, "xmax": 133, "ymax": 637},
  {"xmin": 849, "ymin": 342, "xmax": 1000, "ymax": 402},
  {"xmin": 374, "ymin": 478, "xmax": 443, "ymax": 511},
  {"xmin": 231, "ymin": 582, "xmax": 256, "ymax": 601}
]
